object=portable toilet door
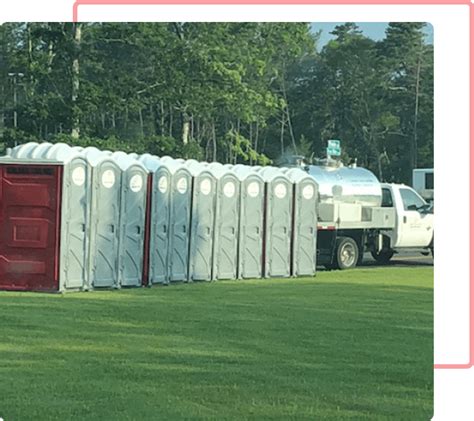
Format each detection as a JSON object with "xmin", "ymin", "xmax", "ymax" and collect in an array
[
  {"xmin": 144, "ymin": 157, "xmax": 173, "ymax": 285},
  {"xmin": 115, "ymin": 155, "xmax": 149, "ymax": 287},
  {"xmin": 188, "ymin": 165, "xmax": 217, "ymax": 281},
  {"xmin": 287, "ymin": 169, "xmax": 319, "ymax": 277},
  {"xmin": 0, "ymin": 143, "xmax": 90, "ymax": 292},
  {"xmin": 212, "ymin": 168, "xmax": 240, "ymax": 280},
  {"xmin": 259, "ymin": 168, "xmax": 293, "ymax": 278},
  {"xmin": 87, "ymin": 154, "xmax": 122, "ymax": 288},
  {"xmin": 0, "ymin": 151, "xmax": 60, "ymax": 291},
  {"xmin": 233, "ymin": 168, "xmax": 265, "ymax": 279},
  {"xmin": 168, "ymin": 165, "xmax": 193, "ymax": 282},
  {"xmin": 50, "ymin": 146, "xmax": 91, "ymax": 291}
]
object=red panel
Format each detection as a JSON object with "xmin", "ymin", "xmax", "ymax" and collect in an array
[{"xmin": 0, "ymin": 164, "xmax": 62, "ymax": 291}]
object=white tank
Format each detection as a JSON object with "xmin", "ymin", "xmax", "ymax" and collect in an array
[{"xmin": 307, "ymin": 164, "xmax": 382, "ymax": 207}]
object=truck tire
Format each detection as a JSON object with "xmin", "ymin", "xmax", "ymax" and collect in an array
[
  {"xmin": 370, "ymin": 249, "xmax": 394, "ymax": 264},
  {"xmin": 334, "ymin": 237, "xmax": 359, "ymax": 270}
]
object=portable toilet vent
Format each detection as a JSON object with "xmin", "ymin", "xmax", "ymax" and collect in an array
[
  {"xmin": 258, "ymin": 167, "xmax": 293, "ymax": 278},
  {"xmin": 286, "ymin": 168, "xmax": 319, "ymax": 276},
  {"xmin": 233, "ymin": 166, "xmax": 265, "ymax": 279},
  {"xmin": 0, "ymin": 142, "xmax": 90, "ymax": 292}
]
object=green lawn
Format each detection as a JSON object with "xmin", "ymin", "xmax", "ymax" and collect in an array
[{"xmin": 0, "ymin": 268, "xmax": 433, "ymax": 420}]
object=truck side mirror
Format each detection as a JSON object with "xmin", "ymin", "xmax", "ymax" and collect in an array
[{"xmin": 407, "ymin": 204, "xmax": 417, "ymax": 211}]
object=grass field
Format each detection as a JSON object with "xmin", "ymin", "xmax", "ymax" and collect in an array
[{"xmin": 0, "ymin": 268, "xmax": 433, "ymax": 420}]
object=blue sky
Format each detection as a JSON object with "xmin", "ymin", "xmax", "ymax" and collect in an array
[{"xmin": 311, "ymin": 22, "xmax": 434, "ymax": 50}]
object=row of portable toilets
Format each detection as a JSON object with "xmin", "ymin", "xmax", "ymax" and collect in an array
[{"xmin": 0, "ymin": 142, "xmax": 318, "ymax": 292}]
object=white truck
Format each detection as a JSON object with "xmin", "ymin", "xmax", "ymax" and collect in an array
[{"xmin": 283, "ymin": 158, "xmax": 434, "ymax": 269}]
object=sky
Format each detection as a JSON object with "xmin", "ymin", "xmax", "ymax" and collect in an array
[{"xmin": 311, "ymin": 22, "xmax": 434, "ymax": 50}]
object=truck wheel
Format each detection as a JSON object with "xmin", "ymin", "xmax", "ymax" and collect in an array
[
  {"xmin": 370, "ymin": 249, "xmax": 394, "ymax": 264},
  {"xmin": 335, "ymin": 237, "xmax": 359, "ymax": 270}
]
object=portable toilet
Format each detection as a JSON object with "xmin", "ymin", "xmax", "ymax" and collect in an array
[
  {"xmin": 0, "ymin": 142, "xmax": 90, "ymax": 292},
  {"xmin": 86, "ymin": 149, "xmax": 122, "ymax": 289},
  {"xmin": 111, "ymin": 152, "xmax": 149, "ymax": 287},
  {"xmin": 139, "ymin": 154, "xmax": 173, "ymax": 285},
  {"xmin": 286, "ymin": 168, "xmax": 319, "ymax": 276},
  {"xmin": 259, "ymin": 167, "xmax": 293, "ymax": 278},
  {"xmin": 168, "ymin": 163, "xmax": 193, "ymax": 282},
  {"xmin": 211, "ymin": 166, "xmax": 240, "ymax": 280},
  {"xmin": 188, "ymin": 162, "xmax": 217, "ymax": 281},
  {"xmin": 233, "ymin": 166, "xmax": 265, "ymax": 279}
]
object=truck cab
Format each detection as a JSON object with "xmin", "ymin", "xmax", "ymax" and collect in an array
[{"xmin": 380, "ymin": 183, "xmax": 434, "ymax": 251}]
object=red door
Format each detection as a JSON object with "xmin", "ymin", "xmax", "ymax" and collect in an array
[{"xmin": 0, "ymin": 164, "xmax": 62, "ymax": 291}]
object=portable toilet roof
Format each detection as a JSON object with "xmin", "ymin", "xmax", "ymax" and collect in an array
[
  {"xmin": 185, "ymin": 159, "xmax": 201, "ymax": 171},
  {"xmin": 209, "ymin": 162, "xmax": 225, "ymax": 172},
  {"xmin": 186, "ymin": 160, "xmax": 207, "ymax": 175},
  {"xmin": 0, "ymin": 142, "xmax": 90, "ymax": 292},
  {"xmin": 159, "ymin": 155, "xmax": 175, "ymax": 164},
  {"xmin": 232, "ymin": 164, "xmax": 248, "ymax": 172},
  {"xmin": 30, "ymin": 142, "xmax": 54, "ymax": 158},
  {"xmin": 9, "ymin": 142, "xmax": 39, "ymax": 158},
  {"xmin": 258, "ymin": 166, "xmax": 285, "ymax": 181},
  {"xmin": 139, "ymin": 154, "xmax": 161, "ymax": 172},
  {"xmin": 286, "ymin": 168, "xmax": 319, "ymax": 277},
  {"xmin": 137, "ymin": 153, "xmax": 157, "ymax": 171},
  {"xmin": 81, "ymin": 146, "xmax": 101, "ymax": 155}
]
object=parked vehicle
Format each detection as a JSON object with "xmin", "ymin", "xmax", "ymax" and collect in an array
[
  {"xmin": 281, "ymin": 156, "xmax": 434, "ymax": 269},
  {"xmin": 412, "ymin": 168, "xmax": 434, "ymax": 203}
]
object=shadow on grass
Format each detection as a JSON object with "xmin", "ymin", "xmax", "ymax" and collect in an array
[{"xmin": 0, "ymin": 271, "xmax": 433, "ymax": 420}]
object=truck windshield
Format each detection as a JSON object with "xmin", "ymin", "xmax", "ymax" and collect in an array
[{"xmin": 400, "ymin": 188, "xmax": 426, "ymax": 211}]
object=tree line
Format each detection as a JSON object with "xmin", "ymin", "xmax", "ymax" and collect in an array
[{"xmin": 0, "ymin": 22, "xmax": 432, "ymax": 183}]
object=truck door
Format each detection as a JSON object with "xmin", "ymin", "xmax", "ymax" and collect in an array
[{"xmin": 395, "ymin": 187, "xmax": 433, "ymax": 247}]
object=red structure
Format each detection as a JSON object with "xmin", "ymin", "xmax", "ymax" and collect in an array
[{"xmin": 0, "ymin": 164, "xmax": 62, "ymax": 291}]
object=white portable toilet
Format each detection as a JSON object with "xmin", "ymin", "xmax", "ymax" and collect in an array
[
  {"xmin": 112, "ymin": 152, "xmax": 149, "ymax": 287},
  {"xmin": 233, "ymin": 166, "xmax": 265, "ymax": 279},
  {"xmin": 139, "ymin": 154, "xmax": 173, "ymax": 285},
  {"xmin": 188, "ymin": 162, "xmax": 217, "ymax": 281},
  {"xmin": 86, "ymin": 149, "xmax": 122, "ymax": 289},
  {"xmin": 286, "ymin": 168, "xmax": 319, "ymax": 277},
  {"xmin": 259, "ymin": 167, "xmax": 293, "ymax": 278},
  {"xmin": 0, "ymin": 142, "xmax": 91, "ymax": 292},
  {"xmin": 211, "ymin": 166, "xmax": 240, "ymax": 280},
  {"xmin": 168, "ymin": 162, "xmax": 193, "ymax": 282}
]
